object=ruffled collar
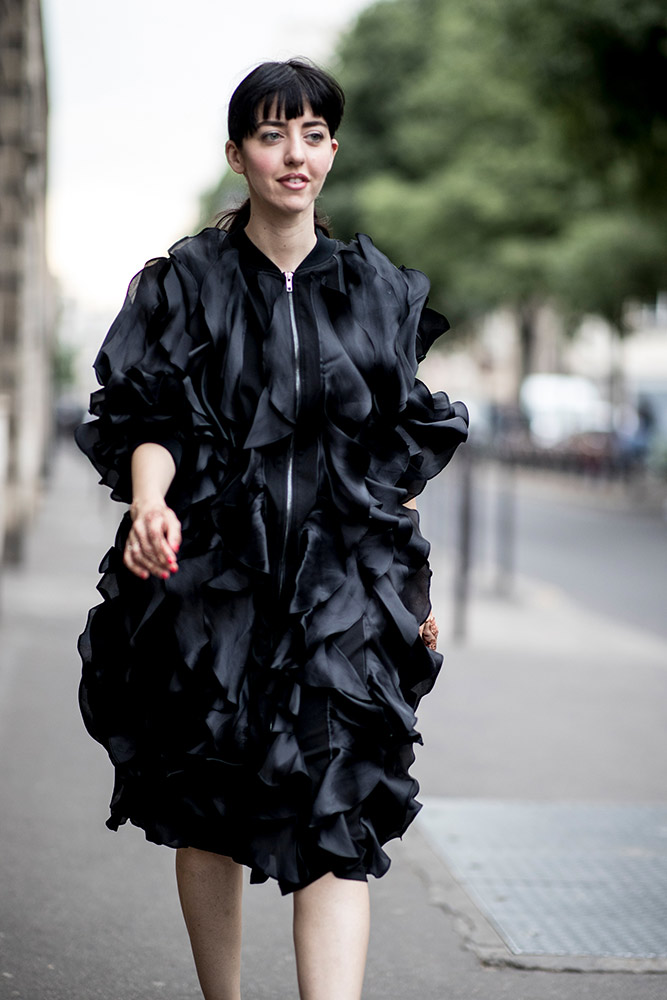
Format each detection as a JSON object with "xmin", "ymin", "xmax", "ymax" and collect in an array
[{"xmin": 229, "ymin": 226, "xmax": 338, "ymax": 275}]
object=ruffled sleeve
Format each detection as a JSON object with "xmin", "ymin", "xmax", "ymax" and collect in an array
[
  {"xmin": 394, "ymin": 265, "xmax": 469, "ymax": 501},
  {"xmin": 75, "ymin": 255, "xmax": 197, "ymax": 503}
]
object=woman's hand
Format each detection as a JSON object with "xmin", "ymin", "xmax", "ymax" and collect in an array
[
  {"xmin": 124, "ymin": 498, "xmax": 182, "ymax": 580},
  {"xmin": 419, "ymin": 614, "xmax": 439, "ymax": 651}
]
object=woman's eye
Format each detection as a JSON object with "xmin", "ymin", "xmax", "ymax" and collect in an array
[
  {"xmin": 261, "ymin": 131, "xmax": 282, "ymax": 142},
  {"xmin": 306, "ymin": 132, "xmax": 325, "ymax": 143}
]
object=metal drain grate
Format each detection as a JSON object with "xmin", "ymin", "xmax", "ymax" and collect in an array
[{"xmin": 418, "ymin": 799, "xmax": 667, "ymax": 958}]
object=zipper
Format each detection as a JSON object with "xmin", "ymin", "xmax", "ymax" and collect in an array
[{"xmin": 278, "ymin": 270, "xmax": 301, "ymax": 595}]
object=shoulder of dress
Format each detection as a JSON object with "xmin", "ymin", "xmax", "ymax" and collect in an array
[
  {"xmin": 338, "ymin": 232, "xmax": 429, "ymax": 301},
  {"xmin": 124, "ymin": 229, "xmax": 233, "ymax": 307},
  {"xmin": 125, "ymin": 253, "xmax": 171, "ymax": 303},
  {"xmin": 163, "ymin": 226, "xmax": 232, "ymax": 277},
  {"xmin": 341, "ymin": 232, "xmax": 395, "ymax": 270},
  {"xmin": 170, "ymin": 225, "xmax": 229, "ymax": 255}
]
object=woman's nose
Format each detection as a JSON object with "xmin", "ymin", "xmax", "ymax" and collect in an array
[{"xmin": 284, "ymin": 136, "xmax": 305, "ymax": 164}]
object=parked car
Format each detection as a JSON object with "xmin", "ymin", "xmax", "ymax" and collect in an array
[{"xmin": 520, "ymin": 374, "xmax": 611, "ymax": 448}]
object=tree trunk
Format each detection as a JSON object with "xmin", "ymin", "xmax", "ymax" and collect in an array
[
  {"xmin": 517, "ymin": 302, "xmax": 538, "ymax": 399},
  {"xmin": 608, "ymin": 324, "xmax": 625, "ymax": 436}
]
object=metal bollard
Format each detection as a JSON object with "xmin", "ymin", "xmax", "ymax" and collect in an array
[
  {"xmin": 452, "ymin": 444, "xmax": 473, "ymax": 642},
  {"xmin": 0, "ymin": 394, "xmax": 10, "ymax": 567},
  {"xmin": 495, "ymin": 458, "xmax": 516, "ymax": 598}
]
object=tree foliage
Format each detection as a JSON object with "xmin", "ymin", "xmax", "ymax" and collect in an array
[
  {"xmin": 498, "ymin": 0, "xmax": 667, "ymax": 209},
  {"xmin": 322, "ymin": 0, "xmax": 667, "ymax": 358}
]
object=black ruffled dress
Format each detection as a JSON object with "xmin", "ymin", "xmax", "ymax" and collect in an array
[{"xmin": 76, "ymin": 227, "xmax": 468, "ymax": 894}]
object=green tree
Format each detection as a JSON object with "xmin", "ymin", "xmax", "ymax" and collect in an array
[
  {"xmin": 325, "ymin": 0, "xmax": 578, "ymax": 377},
  {"xmin": 321, "ymin": 0, "xmax": 438, "ymax": 237},
  {"xmin": 323, "ymin": 0, "xmax": 667, "ymax": 386},
  {"xmin": 500, "ymin": 4, "xmax": 667, "ymax": 295},
  {"xmin": 498, "ymin": 0, "xmax": 667, "ymax": 210},
  {"xmin": 499, "ymin": 0, "xmax": 667, "ymax": 405}
]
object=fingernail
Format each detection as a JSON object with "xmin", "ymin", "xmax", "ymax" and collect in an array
[{"xmin": 161, "ymin": 572, "xmax": 169, "ymax": 579}]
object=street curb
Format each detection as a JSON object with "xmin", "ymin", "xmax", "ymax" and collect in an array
[{"xmin": 405, "ymin": 823, "xmax": 667, "ymax": 975}]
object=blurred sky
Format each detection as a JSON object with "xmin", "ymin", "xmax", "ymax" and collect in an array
[{"xmin": 42, "ymin": 0, "xmax": 370, "ymax": 317}]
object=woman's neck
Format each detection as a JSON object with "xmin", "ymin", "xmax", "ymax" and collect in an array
[{"xmin": 244, "ymin": 212, "xmax": 317, "ymax": 274}]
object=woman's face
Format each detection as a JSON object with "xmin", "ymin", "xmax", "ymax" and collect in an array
[{"xmin": 226, "ymin": 100, "xmax": 338, "ymax": 222}]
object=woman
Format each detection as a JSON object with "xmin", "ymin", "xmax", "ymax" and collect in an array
[{"xmin": 76, "ymin": 59, "xmax": 468, "ymax": 1000}]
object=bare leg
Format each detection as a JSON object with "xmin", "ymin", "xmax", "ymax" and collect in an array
[
  {"xmin": 293, "ymin": 873, "xmax": 370, "ymax": 1000},
  {"xmin": 175, "ymin": 848, "xmax": 243, "ymax": 1000}
]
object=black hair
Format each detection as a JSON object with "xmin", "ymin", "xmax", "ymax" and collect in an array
[
  {"xmin": 227, "ymin": 58, "xmax": 345, "ymax": 145},
  {"xmin": 217, "ymin": 59, "xmax": 345, "ymax": 235}
]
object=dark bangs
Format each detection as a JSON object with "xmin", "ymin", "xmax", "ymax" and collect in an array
[{"xmin": 228, "ymin": 59, "xmax": 345, "ymax": 144}]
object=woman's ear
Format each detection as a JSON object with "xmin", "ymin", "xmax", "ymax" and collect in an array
[
  {"xmin": 327, "ymin": 138, "xmax": 339, "ymax": 173},
  {"xmin": 226, "ymin": 140, "xmax": 245, "ymax": 175}
]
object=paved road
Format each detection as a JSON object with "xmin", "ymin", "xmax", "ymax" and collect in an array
[
  {"xmin": 420, "ymin": 457, "xmax": 667, "ymax": 640},
  {"xmin": 1, "ymin": 443, "xmax": 666, "ymax": 999}
]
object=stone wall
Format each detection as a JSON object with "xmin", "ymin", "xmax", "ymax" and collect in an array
[{"xmin": 0, "ymin": 0, "xmax": 54, "ymax": 562}]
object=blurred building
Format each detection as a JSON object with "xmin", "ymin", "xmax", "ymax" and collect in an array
[{"xmin": 0, "ymin": 0, "xmax": 55, "ymax": 563}]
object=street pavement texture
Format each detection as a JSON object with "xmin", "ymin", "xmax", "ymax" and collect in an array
[{"xmin": 0, "ymin": 443, "xmax": 665, "ymax": 999}]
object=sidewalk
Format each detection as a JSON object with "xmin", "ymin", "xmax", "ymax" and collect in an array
[{"xmin": 0, "ymin": 442, "xmax": 665, "ymax": 999}]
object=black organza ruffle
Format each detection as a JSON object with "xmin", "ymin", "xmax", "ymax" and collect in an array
[{"xmin": 76, "ymin": 227, "xmax": 468, "ymax": 893}]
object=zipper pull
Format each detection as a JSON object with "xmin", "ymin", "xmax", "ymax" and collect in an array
[{"xmin": 284, "ymin": 271, "xmax": 294, "ymax": 293}]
